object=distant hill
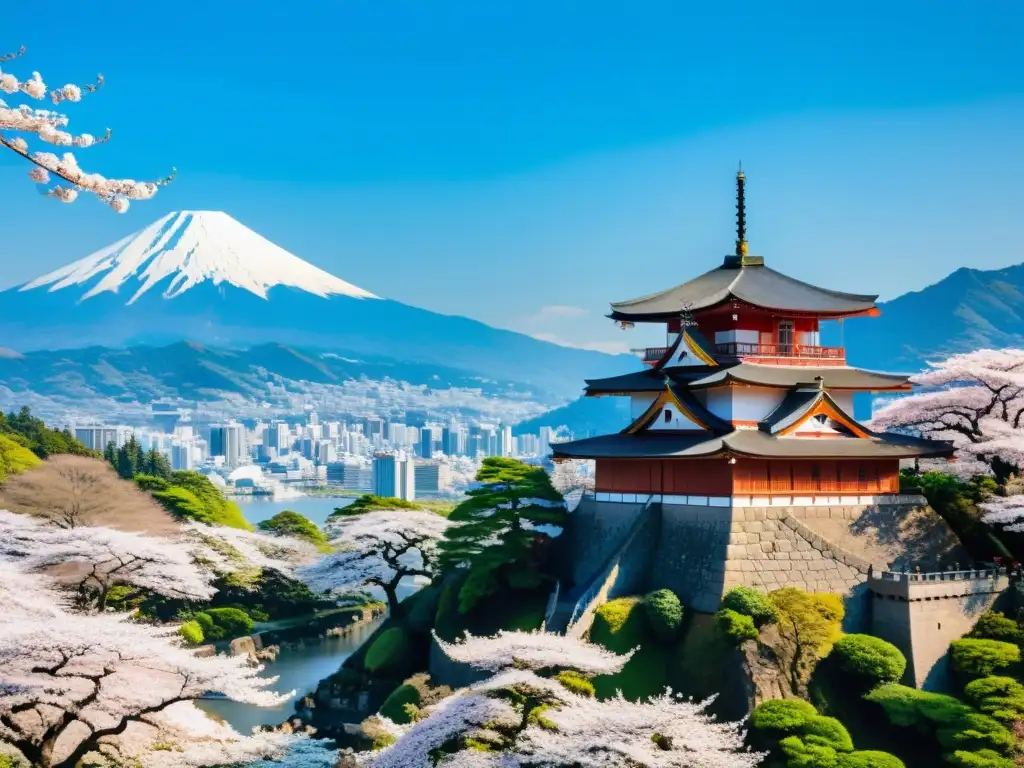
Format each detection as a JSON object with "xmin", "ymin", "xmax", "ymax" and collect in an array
[
  {"xmin": 0, "ymin": 342, "xmax": 593, "ymax": 426},
  {"xmin": 0, "ymin": 211, "xmax": 633, "ymax": 404},
  {"xmin": 526, "ymin": 263, "xmax": 1024, "ymax": 436},
  {"xmin": 837, "ymin": 264, "xmax": 1024, "ymax": 371}
]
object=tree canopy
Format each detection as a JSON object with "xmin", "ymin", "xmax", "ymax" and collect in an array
[
  {"xmin": 438, "ymin": 457, "xmax": 566, "ymax": 613},
  {"xmin": 0, "ymin": 406, "xmax": 92, "ymax": 459}
]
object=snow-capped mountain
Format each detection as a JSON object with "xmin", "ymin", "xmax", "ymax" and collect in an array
[
  {"xmin": 0, "ymin": 211, "xmax": 633, "ymax": 402},
  {"xmin": 22, "ymin": 211, "xmax": 377, "ymax": 303}
]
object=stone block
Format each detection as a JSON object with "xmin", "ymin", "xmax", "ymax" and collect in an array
[
  {"xmin": 776, "ymin": 539, "xmax": 794, "ymax": 552},
  {"xmin": 776, "ymin": 551, "xmax": 791, "ymax": 560},
  {"xmin": 747, "ymin": 533, "xmax": 761, "ymax": 543},
  {"xmin": 726, "ymin": 544, "xmax": 747, "ymax": 558},
  {"xmin": 745, "ymin": 521, "xmax": 765, "ymax": 534},
  {"xmin": 760, "ymin": 541, "xmax": 776, "ymax": 554},
  {"xmin": 747, "ymin": 508, "xmax": 767, "ymax": 521}
]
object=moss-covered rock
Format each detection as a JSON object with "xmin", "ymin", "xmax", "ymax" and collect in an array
[{"xmin": 364, "ymin": 627, "xmax": 412, "ymax": 676}]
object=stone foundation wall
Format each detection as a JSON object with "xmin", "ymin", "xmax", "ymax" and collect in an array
[
  {"xmin": 652, "ymin": 504, "xmax": 878, "ymax": 616},
  {"xmin": 562, "ymin": 499, "xmax": 647, "ymax": 587}
]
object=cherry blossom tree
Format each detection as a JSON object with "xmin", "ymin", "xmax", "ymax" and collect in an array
[
  {"xmin": 871, "ymin": 349, "xmax": 1024, "ymax": 478},
  {"xmin": 0, "ymin": 559, "xmax": 296, "ymax": 768},
  {"xmin": 979, "ymin": 495, "xmax": 1024, "ymax": 533},
  {"xmin": 297, "ymin": 509, "xmax": 451, "ymax": 615},
  {"xmin": 361, "ymin": 630, "xmax": 764, "ymax": 768},
  {"xmin": 185, "ymin": 520, "xmax": 322, "ymax": 580},
  {"xmin": 0, "ymin": 45, "xmax": 173, "ymax": 211},
  {"xmin": 0, "ymin": 510, "xmax": 215, "ymax": 610}
]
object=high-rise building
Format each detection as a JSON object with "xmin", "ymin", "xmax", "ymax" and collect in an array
[
  {"xmin": 539, "ymin": 426, "xmax": 553, "ymax": 458},
  {"xmin": 75, "ymin": 426, "xmax": 125, "ymax": 452},
  {"xmin": 327, "ymin": 459, "xmax": 373, "ymax": 491},
  {"xmin": 209, "ymin": 422, "xmax": 246, "ymax": 467},
  {"xmin": 499, "ymin": 425, "xmax": 514, "ymax": 457},
  {"xmin": 419, "ymin": 427, "xmax": 437, "ymax": 459},
  {"xmin": 441, "ymin": 423, "xmax": 465, "ymax": 456},
  {"xmin": 171, "ymin": 443, "xmax": 194, "ymax": 470},
  {"xmin": 413, "ymin": 460, "xmax": 452, "ymax": 496},
  {"xmin": 372, "ymin": 451, "xmax": 416, "ymax": 501}
]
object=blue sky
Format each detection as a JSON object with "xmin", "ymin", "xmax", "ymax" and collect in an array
[{"xmin": 1, "ymin": 1, "xmax": 1022, "ymax": 353}]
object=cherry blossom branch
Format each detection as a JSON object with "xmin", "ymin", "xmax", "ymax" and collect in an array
[{"xmin": 0, "ymin": 45, "xmax": 173, "ymax": 211}]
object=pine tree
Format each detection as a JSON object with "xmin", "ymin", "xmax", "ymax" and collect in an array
[
  {"xmin": 116, "ymin": 434, "xmax": 143, "ymax": 479},
  {"xmin": 103, "ymin": 441, "xmax": 117, "ymax": 467},
  {"xmin": 438, "ymin": 457, "xmax": 566, "ymax": 613}
]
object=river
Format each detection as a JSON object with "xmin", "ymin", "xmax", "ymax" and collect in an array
[{"xmin": 197, "ymin": 494, "xmax": 400, "ymax": 732}]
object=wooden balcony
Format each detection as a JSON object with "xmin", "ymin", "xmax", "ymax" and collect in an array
[
  {"xmin": 632, "ymin": 342, "xmax": 845, "ymax": 366},
  {"xmin": 715, "ymin": 342, "xmax": 846, "ymax": 364}
]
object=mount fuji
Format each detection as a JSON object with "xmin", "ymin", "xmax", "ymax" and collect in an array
[{"xmin": 0, "ymin": 211, "xmax": 632, "ymax": 404}]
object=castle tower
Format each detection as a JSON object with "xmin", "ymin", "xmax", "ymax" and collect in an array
[{"xmin": 552, "ymin": 169, "xmax": 954, "ymax": 614}]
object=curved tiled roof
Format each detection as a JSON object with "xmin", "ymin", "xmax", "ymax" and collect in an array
[
  {"xmin": 550, "ymin": 428, "xmax": 953, "ymax": 460},
  {"xmin": 609, "ymin": 263, "xmax": 877, "ymax": 321},
  {"xmin": 583, "ymin": 363, "xmax": 911, "ymax": 395}
]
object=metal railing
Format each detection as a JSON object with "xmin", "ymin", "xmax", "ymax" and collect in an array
[{"xmin": 715, "ymin": 342, "xmax": 845, "ymax": 360}]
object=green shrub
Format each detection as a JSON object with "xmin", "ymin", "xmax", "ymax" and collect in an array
[
  {"xmin": 750, "ymin": 698, "xmax": 818, "ymax": 734},
  {"xmin": 589, "ymin": 597, "xmax": 646, "ymax": 654},
  {"xmin": 204, "ymin": 607, "xmax": 254, "ymax": 639},
  {"xmin": 963, "ymin": 676, "xmax": 1024, "ymax": 724},
  {"xmin": 193, "ymin": 611, "xmax": 214, "ymax": 633},
  {"xmin": 865, "ymin": 684, "xmax": 970, "ymax": 728},
  {"xmin": 830, "ymin": 634, "xmax": 907, "ymax": 687},
  {"xmin": 803, "ymin": 715, "xmax": 854, "ymax": 752},
  {"xmin": 721, "ymin": 586, "xmax": 778, "ymax": 626},
  {"xmin": 257, "ymin": 510, "xmax": 328, "ymax": 547},
  {"xmin": 554, "ymin": 670, "xmax": 595, "ymax": 697},
  {"xmin": 836, "ymin": 752, "xmax": 906, "ymax": 768},
  {"xmin": 970, "ymin": 612, "xmax": 1024, "ymax": 646},
  {"xmin": 589, "ymin": 597, "xmax": 669, "ymax": 702},
  {"xmin": 950, "ymin": 639, "xmax": 1020, "ymax": 679},
  {"xmin": 378, "ymin": 683, "xmax": 420, "ymax": 724},
  {"xmin": 945, "ymin": 749, "xmax": 1016, "ymax": 767},
  {"xmin": 937, "ymin": 712, "xmax": 1016, "ymax": 755},
  {"xmin": 405, "ymin": 585, "xmax": 441, "ymax": 633},
  {"xmin": 178, "ymin": 620, "xmax": 204, "ymax": 645},
  {"xmin": 364, "ymin": 627, "xmax": 412, "ymax": 676},
  {"xmin": 641, "ymin": 589, "xmax": 683, "ymax": 643},
  {"xmin": 778, "ymin": 735, "xmax": 839, "ymax": 767},
  {"xmin": 716, "ymin": 608, "xmax": 758, "ymax": 644}
]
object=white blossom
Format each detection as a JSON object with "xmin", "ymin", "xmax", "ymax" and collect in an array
[
  {"xmin": 0, "ymin": 509, "xmax": 215, "ymax": 608},
  {"xmin": 871, "ymin": 349, "xmax": 1024, "ymax": 476},
  {"xmin": 299, "ymin": 509, "xmax": 451, "ymax": 613},
  {"xmin": 365, "ymin": 631, "xmax": 764, "ymax": 768},
  {"xmin": 981, "ymin": 495, "xmax": 1024, "ymax": 532},
  {"xmin": 0, "ymin": 45, "xmax": 172, "ymax": 208},
  {"xmin": 435, "ymin": 629, "xmax": 633, "ymax": 675},
  {"xmin": 0, "ymin": 558, "xmax": 292, "ymax": 768},
  {"xmin": 184, "ymin": 520, "xmax": 321, "ymax": 578}
]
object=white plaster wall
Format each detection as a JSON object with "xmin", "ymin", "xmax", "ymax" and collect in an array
[
  {"xmin": 648, "ymin": 404, "xmax": 704, "ymax": 431},
  {"xmin": 714, "ymin": 329, "xmax": 759, "ymax": 345},
  {"xmin": 732, "ymin": 388, "xmax": 788, "ymax": 423},
  {"xmin": 705, "ymin": 388, "xmax": 733, "ymax": 421},
  {"xmin": 630, "ymin": 393, "xmax": 657, "ymax": 420},
  {"xmin": 798, "ymin": 330, "xmax": 821, "ymax": 346},
  {"xmin": 831, "ymin": 390, "xmax": 855, "ymax": 413}
]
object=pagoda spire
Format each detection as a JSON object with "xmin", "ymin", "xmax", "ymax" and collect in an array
[{"xmin": 735, "ymin": 163, "xmax": 748, "ymax": 258}]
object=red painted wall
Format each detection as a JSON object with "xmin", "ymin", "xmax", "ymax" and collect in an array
[{"xmin": 595, "ymin": 458, "xmax": 900, "ymax": 495}]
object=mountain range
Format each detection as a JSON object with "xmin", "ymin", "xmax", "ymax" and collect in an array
[
  {"xmin": 2, "ymin": 209, "xmax": 1022, "ymax": 433},
  {"xmin": 0, "ymin": 211, "xmax": 634, "ymax": 422}
]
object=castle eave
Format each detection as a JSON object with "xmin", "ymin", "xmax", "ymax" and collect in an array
[{"xmin": 609, "ymin": 264, "xmax": 878, "ymax": 321}]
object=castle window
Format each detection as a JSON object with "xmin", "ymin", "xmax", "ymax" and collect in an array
[
  {"xmin": 664, "ymin": 409, "xmax": 672, "ymax": 423},
  {"xmin": 814, "ymin": 414, "xmax": 828, "ymax": 425}
]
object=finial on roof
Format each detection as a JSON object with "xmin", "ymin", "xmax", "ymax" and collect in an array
[
  {"xmin": 814, "ymin": 375, "xmax": 824, "ymax": 390},
  {"xmin": 736, "ymin": 163, "xmax": 748, "ymax": 258},
  {"xmin": 680, "ymin": 302, "xmax": 697, "ymax": 328}
]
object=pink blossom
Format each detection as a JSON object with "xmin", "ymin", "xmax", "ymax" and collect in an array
[{"xmin": 0, "ymin": 46, "xmax": 171, "ymax": 208}]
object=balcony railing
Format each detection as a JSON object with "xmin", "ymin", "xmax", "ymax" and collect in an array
[
  {"xmin": 715, "ymin": 342, "xmax": 845, "ymax": 361},
  {"xmin": 630, "ymin": 347, "xmax": 670, "ymax": 362},
  {"xmin": 631, "ymin": 342, "xmax": 846, "ymax": 365}
]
